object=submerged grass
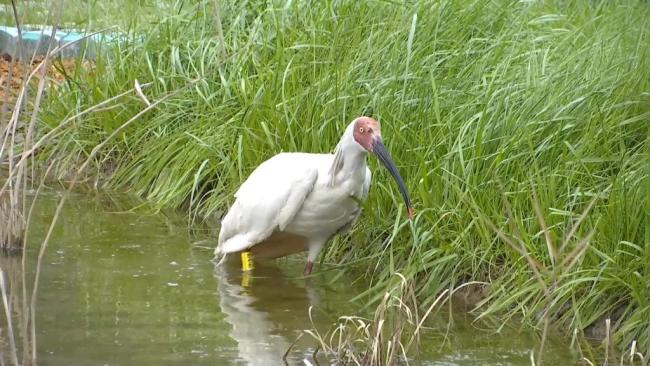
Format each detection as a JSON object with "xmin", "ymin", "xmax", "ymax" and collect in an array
[
  {"xmin": 24, "ymin": 0, "xmax": 650, "ymax": 360},
  {"xmin": 301, "ymin": 274, "xmax": 454, "ymax": 366}
]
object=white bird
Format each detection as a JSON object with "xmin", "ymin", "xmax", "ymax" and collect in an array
[{"xmin": 214, "ymin": 116, "xmax": 414, "ymax": 275}]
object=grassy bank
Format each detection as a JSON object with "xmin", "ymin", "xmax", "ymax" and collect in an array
[{"xmin": 27, "ymin": 0, "xmax": 649, "ymax": 359}]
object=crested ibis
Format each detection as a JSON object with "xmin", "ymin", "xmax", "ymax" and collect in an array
[{"xmin": 214, "ymin": 117, "xmax": 414, "ymax": 275}]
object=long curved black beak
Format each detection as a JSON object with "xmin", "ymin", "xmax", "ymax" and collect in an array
[{"xmin": 372, "ymin": 138, "xmax": 415, "ymax": 219}]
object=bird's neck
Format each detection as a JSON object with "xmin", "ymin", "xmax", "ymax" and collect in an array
[{"xmin": 328, "ymin": 130, "xmax": 367, "ymax": 186}]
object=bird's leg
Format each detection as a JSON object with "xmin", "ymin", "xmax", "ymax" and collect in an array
[
  {"xmin": 304, "ymin": 237, "xmax": 327, "ymax": 276},
  {"xmin": 241, "ymin": 251, "xmax": 254, "ymax": 271},
  {"xmin": 303, "ymin": 261, "xmax": 314, "ymax": 276}
]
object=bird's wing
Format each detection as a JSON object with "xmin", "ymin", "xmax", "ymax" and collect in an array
[{"xmin": 217, "ymin": 154, "xmax": 319, "ymax": 253}]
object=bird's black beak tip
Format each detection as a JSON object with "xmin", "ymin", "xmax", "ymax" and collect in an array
[
  {"xmin": 407, "ymin": 207, "xmax": 416, "ymax": 220},
  {"xmin": 372, "ymin": 139, "xmax": 414, "ymax": 219}
]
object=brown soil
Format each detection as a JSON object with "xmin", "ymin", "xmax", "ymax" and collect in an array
[{"xmin": 0, "ymin": 54, "xmax": 93, "ymax": 102}]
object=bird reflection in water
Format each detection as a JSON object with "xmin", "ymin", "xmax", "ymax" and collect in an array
[{"xmin": 214, "ymin": 259, "xmax": 326, "ymax": 366}]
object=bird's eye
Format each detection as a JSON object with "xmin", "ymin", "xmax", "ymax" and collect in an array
[{"xmin": 359, "ymin": 127, "xmax": 364, "ymax": 133}]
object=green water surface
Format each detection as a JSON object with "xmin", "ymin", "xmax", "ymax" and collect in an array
[{"xmin": 0, "ymin": 193, "xmax": 577, "ymax": 365}]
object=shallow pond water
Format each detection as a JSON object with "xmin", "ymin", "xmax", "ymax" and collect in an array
[{"xmin": 0, "ymin": 192, "xmax": 577, "ymax": 365}]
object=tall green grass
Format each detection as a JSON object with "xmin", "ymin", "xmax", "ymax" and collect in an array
[
  {"xmin": 0, "ymin": 0, "xmax": 164, "ymax": 29},
  {"xmin": 34, "ymin": 0, "xmax": 649, "ymax": 358}
]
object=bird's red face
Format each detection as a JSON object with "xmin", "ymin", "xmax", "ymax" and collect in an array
[
  {"xmin": 352, "ymin": 117, "xmax": 382, "ymax": 152},
  {"xmin": 351, "ymin": 116, "xmax": 415, "ymax": 219}
]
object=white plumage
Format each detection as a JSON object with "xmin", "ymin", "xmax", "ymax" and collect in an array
[{"xmin": 215, "ymin": 117, "xmax": 412, "ymax": 275}]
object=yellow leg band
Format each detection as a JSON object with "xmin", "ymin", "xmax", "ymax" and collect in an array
[
  {"xmin": 241, "ymin": 271, "xmax": 252, "ymax": 288},
  {"xmin": 241, "ymin": 251, "xmax": 254, "ymax": 272}
]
